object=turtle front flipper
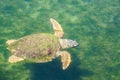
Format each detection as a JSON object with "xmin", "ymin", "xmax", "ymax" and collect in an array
[
  {"xmin": 56, "ymin": 51, "xmax": 71, "ymax": 70},
  {"xmin": 50, "ymin": 18, "xmax": 64, "ymax": 38},
  {"xmin": 6, "ymin": 39, "xmax": 17, "ymax": 45},
  {"xmin": 8, "ymin": 55, "xmax": 24, "ymax": 63}
]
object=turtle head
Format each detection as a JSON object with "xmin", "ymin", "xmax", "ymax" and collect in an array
[{"xmin": 59, "ymin": 39, "xmax": 78, "ymax": 49}]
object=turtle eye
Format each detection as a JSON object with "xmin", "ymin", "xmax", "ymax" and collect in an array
[
  {"xmin": 73, "ymin": 44, "xmax": 77, "ymax": 47},
  {"xmin": 73, "ymin": 41, "xmax": 78, "ymax": 47}
]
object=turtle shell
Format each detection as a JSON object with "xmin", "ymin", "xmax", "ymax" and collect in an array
[{"xmin": 8, "ymin": 33, "xmax": 61, "ymax": 62}]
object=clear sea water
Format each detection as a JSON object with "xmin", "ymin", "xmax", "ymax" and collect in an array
[{"xmin": 0, "ymin": 0, "xmax": 120, "ymax": 80}]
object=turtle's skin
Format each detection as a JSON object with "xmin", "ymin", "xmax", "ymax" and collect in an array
[{"xmin": 6, "ymin": 18, "xmax": 78, "ymax": 70}]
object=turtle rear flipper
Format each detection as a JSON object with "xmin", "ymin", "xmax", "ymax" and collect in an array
[
  {"xmin": 50, "ymin": 18, "xmax": 64, "ymax": 38},
  {"xmin": 57, "ymin": 51, "xmax": 71, "ymax": 70},
  {"xmin": 6, "ymin": 39, "xmax": 17, "ymax": 45},
  {"xmin": 8, "ymin": 55, "xmax": 24, "ymax": 63}
]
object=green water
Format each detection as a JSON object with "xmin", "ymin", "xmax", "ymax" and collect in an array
[{"xmin": 0, "ymin": 0, "xmax": 120, "ymax": 80}]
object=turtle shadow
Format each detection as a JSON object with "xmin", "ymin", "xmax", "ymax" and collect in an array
[{"xmin": 25, "ymin": 53, "xmax": 94, "ymax": 80}]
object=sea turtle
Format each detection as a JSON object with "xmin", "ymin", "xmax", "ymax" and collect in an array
[{"xmin": 6, "ymin": 18, "xmax": 78, "ymax": 70}]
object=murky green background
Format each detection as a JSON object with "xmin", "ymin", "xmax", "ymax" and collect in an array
[{"xmin": 0, "ymin": 0, "xmax": 120, "ymax": 80}]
